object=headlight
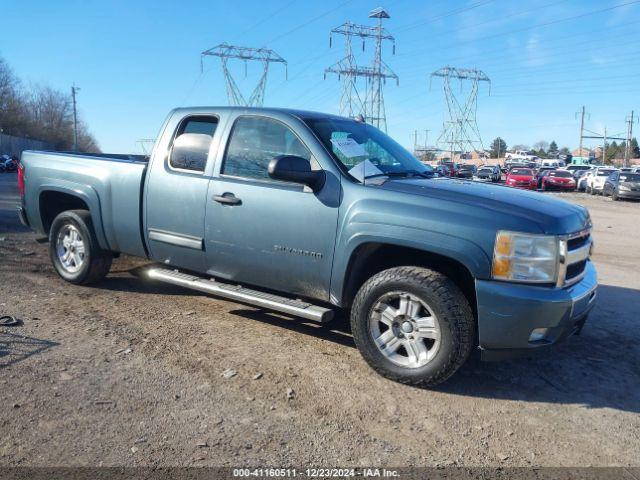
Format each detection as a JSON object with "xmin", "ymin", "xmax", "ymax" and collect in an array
[
  {"xmin": 619, "ymin": 185, "xmax": 630, "ymax": 191},
  {"xmin": 492, "ymin": 231, "xmax": 559, "ymax": 283}
]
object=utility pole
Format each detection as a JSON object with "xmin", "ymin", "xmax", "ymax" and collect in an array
[
  {"xmin": 577, "ymin": 106, "xmax": 586, "ymax": 158},
  {"xmin": 603, "ymin": 127, "xmax": 607, "ymax": 165},
  {"xmin": 71, "ymin": 84, "xmax": 80, "ymax": 152},
  {"xmin": 413, "ymin": 130, "xmax": 418, "ymax": 152},
  {"xmin": 624, "ymin": 110, "xmax": 635, "ymax": 168}
]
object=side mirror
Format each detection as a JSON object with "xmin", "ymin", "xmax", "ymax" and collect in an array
[{"xmin": 268, "ymin": 155, "xmax": 325, "ymax": 191}]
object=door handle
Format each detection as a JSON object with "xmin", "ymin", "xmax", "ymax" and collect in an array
[{"xmin": 212, "ymin": 192, "xmax": 242, "ymax": 205}]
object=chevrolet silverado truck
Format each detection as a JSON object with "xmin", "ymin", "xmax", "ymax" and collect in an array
[{"xmin": 17, "ymin": 107, "xmax": 597, "ymax": 386}]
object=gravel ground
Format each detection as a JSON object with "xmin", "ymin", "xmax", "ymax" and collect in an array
[{"xmin": 0, "ymin": 172, "xmax": 639, "ymax": 467}]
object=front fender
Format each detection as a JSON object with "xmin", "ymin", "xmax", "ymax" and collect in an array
[{"xmin": 330, "ymin": 224, "xmax": 491, "ymax": 305}]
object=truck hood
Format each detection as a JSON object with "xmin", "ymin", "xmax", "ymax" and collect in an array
[{"xmin": 377, "ymin": 178, "xmax": 590, "ymax": 235}]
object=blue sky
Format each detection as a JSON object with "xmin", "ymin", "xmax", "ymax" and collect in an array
[{"xmin": 2, "ymin": 0, "xmax": 639, "ymax": 153}]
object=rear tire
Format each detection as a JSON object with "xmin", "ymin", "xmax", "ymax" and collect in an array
[
  {"xmin": 49, "ymin": 210, "xmax": 112, "ymax": 285},
  {"xmin": 350, "ymin": 266, "xmax": 475, "ymax": 387},
  {"xmin": 612, "ymin": 190, "xmax": 619, "ymax": 201}
]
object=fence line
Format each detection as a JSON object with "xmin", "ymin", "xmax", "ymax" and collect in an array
[{"xmin": 0, "ymin": 133, "xmax": 53, "ymax": 157}]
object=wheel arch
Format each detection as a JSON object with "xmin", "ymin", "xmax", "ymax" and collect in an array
[
  {"xmin": 337, "ymin": 242, "xmax": 480, "ymax": 317},
  {"xmin": 37, "ymin": 185, "xmax": 109, "ymax": 249}
]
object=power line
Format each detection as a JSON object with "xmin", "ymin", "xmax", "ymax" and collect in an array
[
  {"xmin": 395, "ymin": 0, "xmax": 640, "ymax": 84},
  {"xmin": 436, "ymin": 0, "xmax": 640, "ymax": 52},
  {"xmin": 395, "ymin": 0, "xmax": 571, "ymax": 53},
  {"xmin": 264, "ymin": 0, "xmax": 355, "ymax": 46},
  {"xmin": 232, "ymin": 0, "xmax": 298, "ymax": 43},
  {"xmin": 393, "ymin": 0, "xmax": 495, "ymax": 33}
]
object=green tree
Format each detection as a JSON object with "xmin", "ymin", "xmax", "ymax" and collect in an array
[
  {"xmin": 490, "ymin": 137, "xmax": 507, "ymax": 158},
  {"xmin": 630, "ymin": 137, "xmax": 640, "ymax": 158},
  {"xmin": 549, "ymin": 140, "xmax": 558, "ymax": 154}
]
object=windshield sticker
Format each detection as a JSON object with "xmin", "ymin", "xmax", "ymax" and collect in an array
[
  {"xmin": 330, "ymin": 137, "xmax": 368, "ymax": 158},
  {"xmin": 348, "ymin": 159, "xmax": 383, "ymax": 182}
]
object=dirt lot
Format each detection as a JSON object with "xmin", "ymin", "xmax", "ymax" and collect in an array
[{"xmin": 1, "ymin": 172, "xmax": 639, "ymax": 467}]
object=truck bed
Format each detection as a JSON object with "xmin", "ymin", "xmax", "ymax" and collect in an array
[{"xmin": 21, "ymin": 150, "xmax": 148, "ymax": 257}]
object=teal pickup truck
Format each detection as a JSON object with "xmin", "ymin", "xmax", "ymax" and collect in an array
[{"xmin": 18, "ymin": 107, "xmax": 597, "ymax": 386}]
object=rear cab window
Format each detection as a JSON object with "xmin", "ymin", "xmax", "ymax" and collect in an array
[{"xmin": 169, "ymin": 116, "xmax": 219, "ymax": 172}]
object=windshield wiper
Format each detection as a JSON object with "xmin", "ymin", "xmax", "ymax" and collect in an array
[{"xmin": 363, "ymin": 170, "xmax": 433, "ymax": 180}]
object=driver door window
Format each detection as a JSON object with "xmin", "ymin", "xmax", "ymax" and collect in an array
[{"xmin": 222, "ymin": 116, "xmax": 311, "ymax": 181}]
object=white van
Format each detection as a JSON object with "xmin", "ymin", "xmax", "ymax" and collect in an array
[{"xmin": 541, "ymin": 159, "xmax": 560, "ymax": 168}]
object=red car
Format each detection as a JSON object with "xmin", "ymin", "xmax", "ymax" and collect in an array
[
  {"xmin": 436, "ymin": 163, "xmax": 454, "ymax": 177},
  {"xmin": 540, "ymin": 170, "xmax": 576, "ymax": 191},
  {"xmin": 505, "ymin": 168, "xmax": 537, "ymax": 190}
]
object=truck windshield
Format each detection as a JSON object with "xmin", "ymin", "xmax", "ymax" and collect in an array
[
  {"xmin": 620, "ymin": 174, "xmax": 640, "ymax": 181},
  {"xmin": 303, "ymin": 117, "xmax": 432, "ymax": 182}
]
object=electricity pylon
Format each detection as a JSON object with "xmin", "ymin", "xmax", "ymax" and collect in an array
[
  {"xmin": 201, "ymin": 43, "xmax": 287, "ymax": 107},
  {"xmin": 430, "ymin": 66, "xmax": 490, "ymax": 158},
  {"xmin": 325, "ymin": 7, "xmax": 398, "ymax": 131}
]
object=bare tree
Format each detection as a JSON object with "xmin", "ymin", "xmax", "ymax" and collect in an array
[
  {"xmin": 0, "ymin": 58, "xmax": 28, "ymax": 135},
  {"xmin": 533, "ymin": 140, "xmax": 550, "ymax": 153},
  {"xmin": 0, "ymin": 56, "xmax": 100, "ymax": 153}
]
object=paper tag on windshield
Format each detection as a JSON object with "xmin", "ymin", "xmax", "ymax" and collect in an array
[
  {"xmin": 348, "ymin": 159, "xmax": 383, "ymax": 182},
  {"xmin": 331, "ymin": 137, "xmax": 368, "ymax": 158}
]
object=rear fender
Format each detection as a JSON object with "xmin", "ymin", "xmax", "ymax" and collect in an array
[{"xmin": 36, "ymin": 181, "xmax": 109, "ymax": 250}]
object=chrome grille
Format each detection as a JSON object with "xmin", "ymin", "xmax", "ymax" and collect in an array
[{"xmin": 557, "ymin": 229, "xmax": 592, "ymax": 287}]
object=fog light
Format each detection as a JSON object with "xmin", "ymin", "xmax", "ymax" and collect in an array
[{"xmin": 529, "ymin": 328, "xmax": 550, "ymax": 343}]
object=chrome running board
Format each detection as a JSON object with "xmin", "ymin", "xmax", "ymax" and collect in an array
[{"xmin": 147, "ymin": 268, "xmax": 334, "ymax": 323}]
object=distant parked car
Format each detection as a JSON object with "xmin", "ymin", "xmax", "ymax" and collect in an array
[
  {"xmin": 586, "ymin": 167, "xmax": 618, "ymax": 194},
  {"xmin": 474, "ymin": 165, "xmax": 501, "ymax": 183},
  {"xmin": 535, "ymin": 166, "xmax": 557, "ymax": 187},
  {"xmin": 434, "ymin": 165, "xmax": 449, "ymax": 177},
  {"xmin": 1, "ymin": 156, "xmax": 18, "ymax": 172},
  {"xmin": 540, "ymin": 170, "xmax": 576, "ymax": 191},
  {"xmin": 438, "ymin": 162, "xmax": 457, "ymax": 177},
  {"xmin": 576, "ymin": 170, "xmax": 592, "ymax": 191},
  {"xmin": 505, "ymin": 150, "xmax": 538, "ymax": 166},
  {"xmin": 566, "ymin": 164, "xmax": 592, "ymax": 179},
  {"xmin": 540, "ymin": 159, "xmax": 561, "ymax": 168},
  {"xmin": 505, "ymin": 167, "xmax": 537, "ymax": 190},
  {"xmin": 457, "ymin": 164, "xmax": 477, "ymax": 178},
  {"xmin": 603, "ymin": 171, "xmax": 640, "ymax": 201}
]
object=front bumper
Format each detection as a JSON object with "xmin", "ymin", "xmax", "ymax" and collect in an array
[
  {"xmin": 618, "ymin": 189, "xmax": 640, "ymax": 199},
  {"xmin": 507, "ymin": 182, "xmax": 536, "ymax": 190},
  {"xmin": 546, "ymin": 183, "xmax": 576, "ymax": 190},
  {"xmin": 476, "ymin": 261, "xmax": 597, "ymax": 360}
]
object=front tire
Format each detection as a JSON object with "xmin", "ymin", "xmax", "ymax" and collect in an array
[
  {"xmin": 612, "ymin": 190, "xmax": 619, "ymax": 201},
  {"xmin": 350, "ymin": 266, "xmax": 474, "ymax": 387},
  {"xmin": 49, "ymin": 210, "xmax": 112, "ymax": 285}
]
